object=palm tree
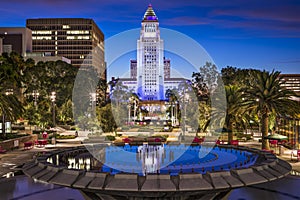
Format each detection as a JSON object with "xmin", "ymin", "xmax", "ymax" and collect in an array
[
  {"xmin": 165, "ymin": 89, "xmax": 180, "ymax": 126},
  {"xmin": 224, "ymin": 85, "xmax": 245, "ymax": 142},
  {"xmin": 243, "ymin": 70, "xmax": 300, "ymax": 150}
]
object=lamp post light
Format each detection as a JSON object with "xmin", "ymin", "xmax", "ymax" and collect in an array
[
  {"xmin": 50, "ymin": 92, "xmax": 56, "ymax": 127},
  {"xmin": 32, "ymin": 90, "xmax": 39, "ymax": 109}
]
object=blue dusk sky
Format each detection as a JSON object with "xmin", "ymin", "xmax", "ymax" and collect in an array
[{"xmin": 1, "ymin": 0, "xmax": 300, "ymax": 78}]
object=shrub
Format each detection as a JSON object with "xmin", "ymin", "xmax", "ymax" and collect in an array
[
  {"xmin": 105, "ymin": 135, "xmax": 116, "ymax": 141},
  {"xmin": 55, "ymin": 135, "xmax": 76, "ymax": 139}
]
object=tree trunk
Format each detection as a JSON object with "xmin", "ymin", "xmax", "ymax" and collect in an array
[
  {"xmin": 226, "ymin": 116, "xmax": 233, "ymax": 143},
  {"xmin": 2, "ymin": 114, "xmax": 5, "ymax": 139},
  {"xmin": 228, "ymin": 123, "xmax": 233, "ymax": 143},
  {"xmin": 261, "ymin": 113, "xmax": 270, "ymax": 150}
]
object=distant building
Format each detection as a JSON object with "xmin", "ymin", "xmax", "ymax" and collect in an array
[
  {"xmin": 26, "ymin": 18, "xmax": 106, "ymax": 80},
  {"xmin": 130, "ymin": 60, "xmax": 137, "ymax": 79},
  {"xmin": 164, "ymin": 58, "xmax": 171, "ymax": 79},
  {"xmin": 0, "ymin": 27, "xmax": 32, "ymax": 56},
  {"xmin": 280, "ymin": 74, "xmax": 300, "ymax": 102}
]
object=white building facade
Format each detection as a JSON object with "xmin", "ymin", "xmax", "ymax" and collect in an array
[
  {"xmin": 116, "ymin": 5, "xmax": 185, "ymax": 101},
  {"xmin": 137, "ymin": 5, "xmax": 164, "ymax": 100}
]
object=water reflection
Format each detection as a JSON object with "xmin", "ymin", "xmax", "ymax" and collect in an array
[
  {"xmin": 47, "ymin": 145, "xmax": 258, "ymax": 176},
  {"xmin": 138, "ymin": 144, "xmax": 164, "ymax": 175}
]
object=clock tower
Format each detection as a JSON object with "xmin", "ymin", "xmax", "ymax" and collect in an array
[{"xmin": 137, "ymin": 4, "xmax": 165, "ymax": 100}]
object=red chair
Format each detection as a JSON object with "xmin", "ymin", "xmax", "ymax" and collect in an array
[
  {"xmin": 122, "ymin": 138, "xmax": 131, "ymax": 143},
  {"xmin": 230, "ymin": 140, "xmax": 239, "ymax": 146},
  {"xmin": 269, "ymin": 140, "xmax": 278, "ymax": 147},
  {"xmin": 291, "ymin": 150, "xmax": 300, "ymax": 161},
  {"xmin": 0, "ymin": 146, "xmax": 7, "ymax": 154},
  {"xmin": 216, "ymin": 140, "xmax": 225, "ymax": 145}
]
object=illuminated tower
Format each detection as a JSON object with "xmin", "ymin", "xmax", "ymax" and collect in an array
[{"xmin": 137, "ymin": 4, "xmax": 164, "ymax": 100}]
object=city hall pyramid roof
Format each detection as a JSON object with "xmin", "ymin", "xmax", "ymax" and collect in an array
[{"xmin": 142, "ymin": 4, "xmax": 158, "ymax": 22}]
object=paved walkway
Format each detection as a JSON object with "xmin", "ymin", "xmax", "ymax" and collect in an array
[
  {"xmin": 1, "ymin": 140, "xmax": 300, "ymax": 178},
  {"xmin": 0, "ymin": 143, "xmax": 83, "ymax": 177},
  {"xmin": 1, "ymin": 140, "xmax": 300, "ymax": 200},
  {"xmin": 240, "ymin": 141, "xmax": 300, "ymax": 172}
]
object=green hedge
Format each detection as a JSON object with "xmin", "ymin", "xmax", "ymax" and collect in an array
[
  {"xmin": 105, "ymin": 135, "xmax": 116, "ymax": 141},
  {"xmin": 55, "ymin": 135, "xmax": 76, "ymax": 139},
  {"xmin": 0, "ymin": 133, "xmax": 29, "ymax": 141}
]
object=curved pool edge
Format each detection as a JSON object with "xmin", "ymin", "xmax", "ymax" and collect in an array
[{"xmin": 22, "ymin": 145, "xmax": 292, "ymax": 199}]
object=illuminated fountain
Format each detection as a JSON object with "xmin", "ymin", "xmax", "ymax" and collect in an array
[{"xmin": 22, "ymin": 142, "xmax": 291, "ymax": 200}]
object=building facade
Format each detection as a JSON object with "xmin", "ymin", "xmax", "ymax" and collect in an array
[
  {"xmin": 0, "ymin": 27, "xmax": 32, "ymax": 56},
  {"xmin": 137, "ymin": 5, "xmax": 164, "ymax": 100},
  {"xmin": 26, "ymin": 18, "xmax": 106, "ymax": 80},
  {"xmin": 119, "ymin": 5, "xmax": 184, "ymax": 101},
  {"xmin": 280, "ymin": 74, "xmax": 300, "ymax": 101},
  {"xmin": 278, "ymin": 74, "xmax": 300, "ymax": 148}
]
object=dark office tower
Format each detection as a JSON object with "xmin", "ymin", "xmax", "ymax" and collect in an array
[
  {"xmin": 26, "ymin": 18, "xmax": 106, "ymax": 80},
  {"xmin": 164, "ymin": 58, "xmax": 170, "ymax": 79}
]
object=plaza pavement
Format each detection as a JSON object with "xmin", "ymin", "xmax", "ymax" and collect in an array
[
  {"xmin": 1, "ymin": 139, "xmax": 300, "ymax": 200},
  {"xmin": 1, "ymin": 139, "xmax": 300, "ymax": 178}
]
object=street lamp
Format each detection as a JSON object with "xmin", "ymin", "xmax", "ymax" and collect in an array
[
  {"xmin": 50, "ymin": 92, "xmax": 56, "ymax": 127},
  {"xmin": 32, "ymin": 90, "xmax": 39, "ymax": 109}
]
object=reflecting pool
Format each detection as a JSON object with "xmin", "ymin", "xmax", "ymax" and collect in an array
[{"xmin": 47, "ymin": 144, "xmax": 258, "ymax": 176}]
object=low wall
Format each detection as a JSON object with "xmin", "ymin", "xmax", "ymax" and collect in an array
[{"xmin": 0, "ymin": 135, "xmax": 38, "ymax": 151}]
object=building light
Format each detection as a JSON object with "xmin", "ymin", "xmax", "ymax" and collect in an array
[
  {"xmin": 67, "ymin": 36, "xmax": 75, "ymax": 40},
  {"xmin": 67, "ymin": 30, "xmax": 89, "ymax": 34},
  {"xmin": 33, "ymin": 36, "xmax": 51, "ymax": 40},
  {"xmin": 62, "ymin": 25, "xmax": 70, "ymax": 29},
  {"xmin": 32, "ymin": 31, "xmax": 52, "ymax": 35}
]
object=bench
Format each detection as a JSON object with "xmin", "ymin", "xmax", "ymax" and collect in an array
[
  {"xmin": 36, "ymin": 140, "xmax": 47, "ymax": 148},
  {"xmin": 24, "ymin": 142, "xmax": 33, "ymax": 150},
  {"xmin": 230, "ymin": 140, "xmax": 239, "ymax": 146}
]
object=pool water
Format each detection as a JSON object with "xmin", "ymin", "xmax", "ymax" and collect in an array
[
  {"xmin": 101, "ymin": 145, "xmax": 258, "ymax": 175},
  {"xmin": 55, "ymin": 144, "xmax": 258, "ymax": 176}
]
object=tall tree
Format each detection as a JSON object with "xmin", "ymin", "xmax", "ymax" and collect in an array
[
  {"xmin": 224, "ymin": 85, "xmax": 245, "ymax": 142},
  {"xmin": 0, "ymin": 53, "xmax": 26, "ymax": 137},
  {"xmin": 243, "ymin": 70, "xmax": 300, "ymax": 150}
]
